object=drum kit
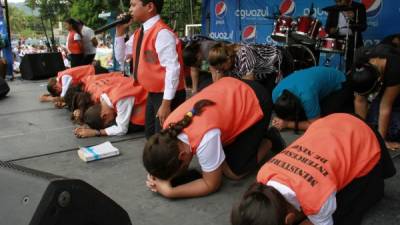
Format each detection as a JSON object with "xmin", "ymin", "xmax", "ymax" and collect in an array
[{"xmin": 269, "ymin": 5, "xmax": 355, "ymax": 72}]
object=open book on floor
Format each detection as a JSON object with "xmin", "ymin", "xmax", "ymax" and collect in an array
[{"xmin": 78, "ymin": 141, "xmax": 120, "ymax": 162}]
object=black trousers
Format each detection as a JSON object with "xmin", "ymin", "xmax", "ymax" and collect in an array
[
  {"xmin": 145, "ymin": 89, "xmax": 186, "ymax": 139},
  {"xmin": 70, "ymin": 54, "xmax": 84, "ymax": 68},
  {"xmin": 332, "ymin": 116, "xmax": 396, "ymax": 225},
  {"xmin": 223, "ymin": 79, "xmax": 273, "ymax": 175},
  {"xmin": 343, "ymin": 35, "xmax": 364, "ymax": 72},
  {"xmin": 320, "ymin": 83, "xmax": 355, "ymax": 116},
  {"xmin": 83, "ymin": 54, "xmax": 96, "ymax": 65}
]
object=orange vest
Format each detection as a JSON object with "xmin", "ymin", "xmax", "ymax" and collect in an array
[
  {"xmin": 164, "ymin": 77, "xmax": 264, "ymax": 152},
  {"xmin": 67, "ymin": 31, "xmax": 82, "ymax": 54},
  {"xmin": 257, "ymin": 113, "xmax": 381, "ymax": 215},
  {"xmin": 93, "ymin": 76, "xmax": 147, "ymax": 126},
  {"xmin": 81, "ymin": 72, "xmax": 124, "ymax": 102},
  {"xmin": 56, "ymin": 65, "xmax": 96, "ymax": 90},
  {"xmin": 132, "ymin": 20, "xmax": 185, "ymax": 93}
]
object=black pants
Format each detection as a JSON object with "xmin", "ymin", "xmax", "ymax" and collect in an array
[
  {"xmin": 185, "ymin": 71, "xmax": 213, "ymax": 93},
  {"xmin": 145, "ymin": 90, "xmax": 186, "ymax": 139},
  {"xmin": 223, "ymin": 79, "xmax": 273, "ymax": 175},
  {"xmin": 70, "ymin": 54, "xmax": 84, "ymax": 68},
  {"xmin": 198, "ymin": 71, "xmax": 213, "ymax": 92},
  {"xmin": 332, "ymin": 116, "xmax": 396, "ymax": 225},
  {"xmin": 320, "ymin": 83, "xmax": 355, "ymax": 116},
  {"xmin": 83, "ymin": 54, "xmax": 96, "ymax": 65},
  {"xmin": 342, "ymin": 35, "xmax": 364, "ymax": 72}
]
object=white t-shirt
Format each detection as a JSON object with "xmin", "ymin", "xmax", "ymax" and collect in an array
[
  {"xmin": 177, "ymin": 128, "xmax": 226, "ymax": 172},
  {"xmin": 57, "ymin": 74, "xmax": 72, "ymax": 98},
  {"xmin": 267, "ymin": 180, "xmax": 337, "ymax": 225},
  {"xmin": 81, "ymin": 25, "xmax": 97, "ymax": 55}
]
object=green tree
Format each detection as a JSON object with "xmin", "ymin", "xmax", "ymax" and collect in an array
[
  {"xmin": 23, "ymin": 0, "xmax": 203, "ymax": 39},
  {"xmin": 9, "ymin": 5, "xmax": 42, "ymax": 39}
]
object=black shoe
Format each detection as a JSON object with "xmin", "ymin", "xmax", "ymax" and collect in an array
[
  {"xmin": 265, "ymin": 127, "xmax": 286, "ymax": 154},
  {"xmin": 170, "ymin": 169, "xmax": 202, "ymax": 187}
]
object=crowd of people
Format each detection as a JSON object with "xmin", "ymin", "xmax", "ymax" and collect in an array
[{"xmin": 37, "ymin": 0, "xmax": 399, "ymax": 224}]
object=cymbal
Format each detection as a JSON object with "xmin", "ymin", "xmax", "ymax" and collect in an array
[{"xmin": 322, "ymin": 5, "xmax": 354, "ymax": 12}]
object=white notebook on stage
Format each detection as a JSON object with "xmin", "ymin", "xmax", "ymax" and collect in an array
[{"xmin": 78, "ymin": 141, "xmax": 120, "ymax": 162}]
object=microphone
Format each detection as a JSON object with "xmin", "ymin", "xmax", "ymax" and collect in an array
[{"xmin": 94, "ymin": 14, "xmax": 132, "ymax": 34}]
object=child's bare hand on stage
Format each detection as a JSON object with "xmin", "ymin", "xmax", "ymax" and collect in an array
[
  {"xmin": 39, "ymin": 94, "xmax": 53, "ymax": 102},
  {"xmin": 146, "ymin": 174, "xmax": 172, "ymax": 197},
  {"xmin": 54, "ymin": 101, "xmax": 66, "ymax": 108},
  {"xmin": 74, "ymin": 127, "xmax": 97, "ymax": 138},
  {"xmin": 272, "ymin": 117, "xmax": 288, "ymax": 130}
]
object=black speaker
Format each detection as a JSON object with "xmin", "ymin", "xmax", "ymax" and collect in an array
[
  {"xmin": 0, "ymin": 161, "xmax": 132, "ymax": 225},
  {"xmin": 20, "ymin": 53, "xmax": 66, "ymax": 80}
]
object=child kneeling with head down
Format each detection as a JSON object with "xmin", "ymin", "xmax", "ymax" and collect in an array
[
  {"xmin": 143, "ymin": 77, "xmax": 286, "ymax": 199},
  {"xmin": 40, "ymin": 63, "xmax": 109, "ymax": 107},
  {"xmin": 74, "ymin": 76, "xmax": 147, "ymax": 138},
  {"xmin": 232, "ymin": 113, "xmax": 396, "ymax": 225}
]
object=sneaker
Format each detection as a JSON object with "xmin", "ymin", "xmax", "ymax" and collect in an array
[{"xmin": 265, "ymin": 127, "xmax": 287, "ymax": 154}]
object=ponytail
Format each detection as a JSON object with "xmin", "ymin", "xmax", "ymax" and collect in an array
[
  {"xmin": 64, "ymin": 84, "xmax": 83, "ymax": 111},
  {"xmin": 143, "ymin": 99, "xmax": 215, "ymax": 180},
  {"xmin": 71, "ymin": 92, "xmax": 93, "ymax": 123},
  {"xmin": 231, "ymin": 183, "xmax": 287, "ymax": 225},
  {"xmin": 162, "ymin": 99, "xmax": 215, "ymax": 138}
]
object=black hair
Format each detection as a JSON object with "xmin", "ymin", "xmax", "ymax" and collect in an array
[
  {"xmin": 64, "ymin": 18, "xmax": 83, "ymax": 37},
  {"xmin": 183, "ymin": 41, "xmax": 201, "ymax": 67},
  {"xmin": 274, "ymin": 90, "xmax": 306, "ymax": 133},
  {"xmin": 354, "ymin": 44, "xmax": 398, "ymax": 66},
  {"xmin": 47, "ymin": 78, "xmax": 59, "ymax": 97},
  {"xmin": 349, "ymin": 63, "xmax": 382, "ymax": 96},
  {"xmin": 141, "ymin": 0, "xmax": 164, "ymax": 14},
  {"xmin": 64, "ymin": 84, "xmax": 83, "ymax": 111},
  {"xmin": 143, "ymin": 99, "xmax": 215, "ymax": 180},
  {"xmin": 84, "ymin": 104, "xmax": 104, "ymax": 130},
  {"xmin": 231, "ymin": 183, "xmax": 288, "ymax": 225}
]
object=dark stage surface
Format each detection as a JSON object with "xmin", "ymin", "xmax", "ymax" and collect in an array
[{"xmin": 1, "ymin": 79, "xmax": 399, "ymax": 225}]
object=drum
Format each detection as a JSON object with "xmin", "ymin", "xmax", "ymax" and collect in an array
[
  {"xmin": 317, "ymin": 38, "xmax": 346, "ymax": 53},
  {"xmin": 281, "ymin": 44, "xmax": 317, "ymax": 77},
  {"xmin": 292, "ymin": 16, "xmax": 321, "ymax": 45},
  {"xmin": 271, "ymin": 16, "xmax": 294, "ymax": 43}
]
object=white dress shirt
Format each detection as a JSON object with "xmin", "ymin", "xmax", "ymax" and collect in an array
[
  {"xmin": 58, "ymin": 75, "xmax": 72, "ymax": 98},
  {"xmin": 114, "ymin": 15, "xmax": 180, "ymax": 100},
  {"xmin": 101, "ymin": 93, "xmax": 135, "ymax": 136},
  {"xmin": 177, "ymin": 128, "xmax": 226, "ymax": 172},
  {"xmin": 338, "ymin": 12, "xmax": 353, "ymax": 36}
]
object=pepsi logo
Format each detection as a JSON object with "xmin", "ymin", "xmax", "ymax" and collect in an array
[
  {"xmin": 280, "ymin": 0, "xmax": 296, "ymax": 16},
  {"xmin": 242, "ymin": 25, "xmax": 256, "ymax": 43},
  {"xmin": 215, "ymin": 1, "xmax": 228, "ymax": 19},
  {"xmin": 361, "ymin": 0, "xmax": 383, "ymax": 17}
]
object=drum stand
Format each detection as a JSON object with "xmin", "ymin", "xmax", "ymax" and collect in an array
[
  {"xmin": 353, "ymin": 9, "xmax": 359, "ymax": 63},
  {"xmin": 343, "ymin": 8, "xmax": 360, "ymax": 72},
  {"xmin": 343, "ymin": 17, "xmax": 351, "ymax": 73}
]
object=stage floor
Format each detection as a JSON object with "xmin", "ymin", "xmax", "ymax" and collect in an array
[{"xmin": 1, "ymin": 78, "xmax": 399, "ymax": 225}]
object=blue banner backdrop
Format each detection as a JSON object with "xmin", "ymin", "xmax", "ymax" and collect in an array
[
  {"xmin": 0, "ymin": 4, "xmax": 13, "ymax": 77},
  {"xmin": 204, "ymin": 0, "xmax": 400, "ymax": 46}
]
